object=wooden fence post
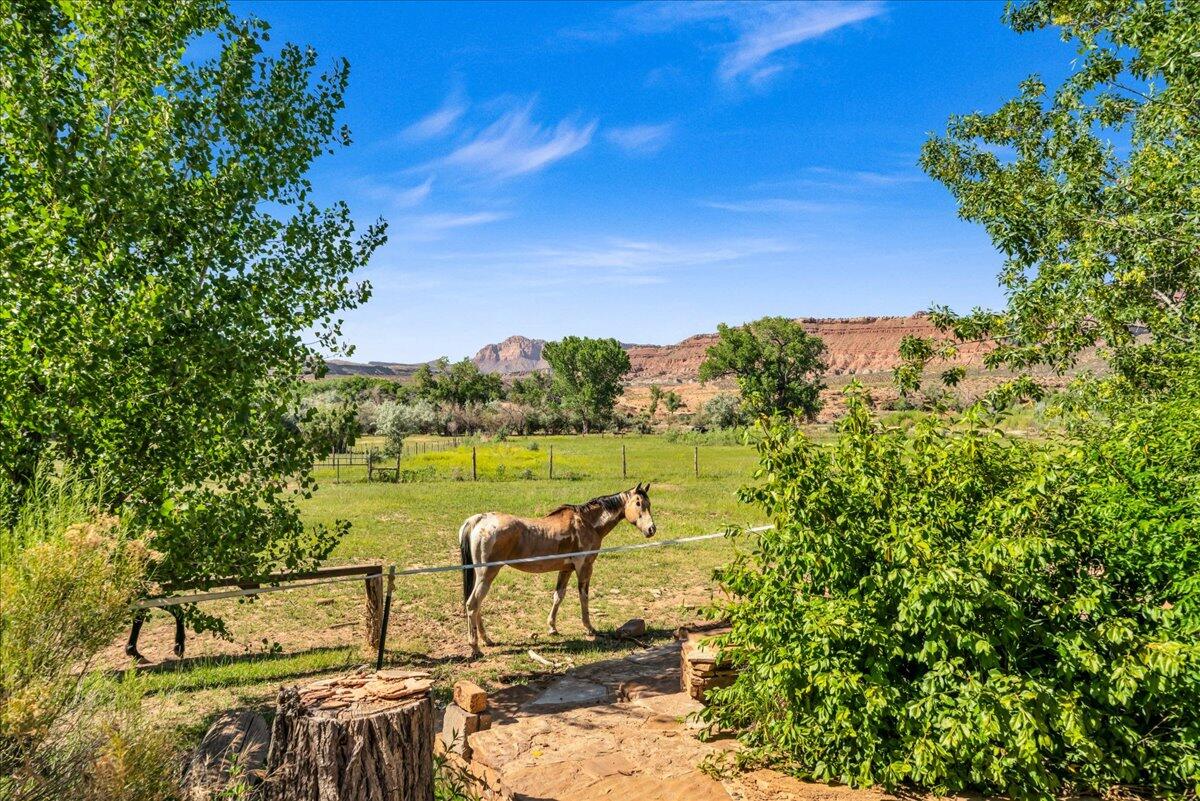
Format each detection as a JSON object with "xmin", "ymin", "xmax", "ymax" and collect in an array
[
  {"xmin": 694, "ymin": 445, "xmax": 699, "ymax": 478},
  {"xmin": 472, "ymin": 447, "xmax": 477, "ymax": 481},
  {"xmin": 622, "ymin": 444, "xmax": 627, "ymax": 479},
  {"xmin": 335, "ymin": 454, "xmax": 340, "ymax": 484},
  {"xmin": 549, "ymin": 445, "xmax": 554, "ymax": 479}
]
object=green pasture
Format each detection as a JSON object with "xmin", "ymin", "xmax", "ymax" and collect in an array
[{"xmin": 126, "ymin": 433, "xmax": 766, "ymax": 730}]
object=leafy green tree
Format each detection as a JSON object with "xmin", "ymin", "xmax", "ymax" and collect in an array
[
  {"xmin": 663, "ymin": 390, "xmax": 683, "ymax": 415},
  {"xmin": 0, "ymin": 1, "xmax": 385, "ymax": 629},
  {"xmin": 302, "ymin": 400, "xmax": 361, "ymax": 455},
  {"xmin": 700, "ymin": 394, "xmax": 744, "ymax": 429},
  {"xmin": 709, "ymin": 377, "xmax": 1200, "ymax": 798},
  {"xmin": 906, "ymin": 0, "xmax": 1199, "ymax": 396},
  {"xmin": 542, "ymin": 336, "xmax": 631, "ymax": 433},
  {"xmin": 699, "ymin": 316, "xmax": 827, "ymax": 422},
  {"xmin": 414, "ymin": 357, "xmax": 503, "ymax": 408},
  {"xmin": 647, "ymin": 384, "xmax": 663, "ymax": 417}
]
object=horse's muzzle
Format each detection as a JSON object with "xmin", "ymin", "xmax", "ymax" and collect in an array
[{"xmin": 645, "ymin": 524, "xmax": 657, "ymax": 537}]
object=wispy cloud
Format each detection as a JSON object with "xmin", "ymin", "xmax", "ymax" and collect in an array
[
  {"xmin": 403, "ymin": 91, "xmax": 467, "ymax": 141},
  {"xmin": 392, "ymin": 210, "xmax": 512, "ymax": 242},
  {"xmin": 410, "ymin": 211, "xmax": 510, "ymax": 231},
  {"xmin": 428, "ymin": 101, "xmax": 597, "ymax": 180},
  {"xmin": 588, "ymin": 1, "xmax": 884, "ymax": 88},
  {"xmin": 701, "ymin": 198, "xmax": 839, "ymax": 214},
  {"xmin": 752, "ymin": 166, "xmax": 925, "ymax": 193},
  {"xmin": 425, "ymin": 236, "xmax": 793, "ymax": 286},
  {"xmin": 605, "ymin": 123, "xmax": 675, "ymax": 155},
  {"xmin": 391, "ymin": 176, "xmax": 435, "ymax": 207}
]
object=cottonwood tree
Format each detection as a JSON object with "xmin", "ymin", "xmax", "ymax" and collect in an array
[
  {"xmin": 0, "ymin": 1, "xmax": 385, "ymax": 631},
  {"xmin": 699, "ymin": 316, "xmax": 827, "ymax": 421},
  {"xmin": 543, "ymin": 336, "xmax": 631, "ymax": 433},
  {"xmin": 903, "ymin": 0, "xmax": 1199, "ymax": 398},
  {"xmin": 414, "ymin": 357, "xmax": 504, "ymax": 407}
]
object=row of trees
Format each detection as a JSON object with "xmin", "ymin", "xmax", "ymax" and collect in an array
[
  {"xmin": 302, "ymin": 314, "xmax": 834, "ymax": 450},
  {"xmin": 706, "ymin": 2, "xmax": 1200, "ymax": 799}
]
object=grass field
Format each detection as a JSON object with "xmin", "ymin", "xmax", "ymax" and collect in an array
[{"xmin": 122, "ymin": 433, "xmax": 767, "ymax": 739}]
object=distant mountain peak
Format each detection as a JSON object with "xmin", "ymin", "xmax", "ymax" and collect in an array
[{"xmin": 473, "ymin": 335, "xmax": 548, "ymax": 374}]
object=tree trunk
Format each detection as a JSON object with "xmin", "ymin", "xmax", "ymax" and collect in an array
[{"xmin": 260, "ymin": 670, "xmax": 435, "ymax": 801}]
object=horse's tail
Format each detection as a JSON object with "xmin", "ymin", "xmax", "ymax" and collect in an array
[{"xmin": 459, "ymin": 514, "xmax": 484, "ymax": 606}]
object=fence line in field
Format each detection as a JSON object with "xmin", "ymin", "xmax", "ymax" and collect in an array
[
  {"xmin": 133, "ymin": 523, "xmax": 772, "ymax": 669},
  {"xmin": 315, "ymin": 439, "xmax": 731, "ymax": 483},
  {"xmin": 134, "ymin": 525, "xmax": 771, "ymax": 610}
]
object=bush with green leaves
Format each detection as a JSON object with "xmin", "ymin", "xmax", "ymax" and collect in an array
[
  {"xmin": 700, "ymin": 394, "xmax": 745, "ymax": 430},
  {"xmin": 706, "ymin": 380, "xmax": 1200, "ymax": 799},
  {"xmin": 376, "ymin": 400, "xmax": 445, "ymax": 449}
]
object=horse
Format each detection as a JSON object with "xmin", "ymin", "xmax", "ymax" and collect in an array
[{"xmin": 458, "ymin": 483, "xmax": 657, "ymax": 656}]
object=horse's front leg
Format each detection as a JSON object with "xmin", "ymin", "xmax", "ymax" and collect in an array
[
  {"xmin": 548, "ymin": 567, "xmax": 573, "ymax": 635},
  {"xmin": 576, "ymin": 560, "xmax": 597, "ymax": 636}
]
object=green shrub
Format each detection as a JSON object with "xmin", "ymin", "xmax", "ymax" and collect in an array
[
  {"xmin": 1, "ymin": 472, "xmax": 177, "ymax": 801},
  {"xmin": 706, "ymin": 382, "xmax": 1200, "ymax": 799}
]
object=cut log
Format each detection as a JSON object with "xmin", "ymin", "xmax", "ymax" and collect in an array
[{"xmin": 260, "ymin": 668, "xmax": 435, "ymax": 801}]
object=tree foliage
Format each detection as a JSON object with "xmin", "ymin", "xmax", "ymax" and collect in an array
[
  {"xmin": 699, "ymin": 316, "xmax": 827, "ymax": 422},
  {"xmin": 906, "ymin": 0, "xmax": 1199, "ymax": 394},
  {"xmin": 0, "ymin": 1, "xmax": 385, "ymax": 625},
  {"xmin": 414, "ymin": 358, "xmax": 504, "ymax": 407},
  {"xmin": 542, "ymin": 336, "xmax": 630, "ymax": 434},
  {"xmin": 708, "ymin": 374, "xmax": 1200, "ymax": 799}
]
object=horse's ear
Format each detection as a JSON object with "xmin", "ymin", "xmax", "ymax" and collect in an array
[
  {"xmin": 634, "ymin": 482, "xmax": 643, "ymax": 493},
  {"xmin": 644, "ymin": 483, "xmax": 651, "ymax": 495}
]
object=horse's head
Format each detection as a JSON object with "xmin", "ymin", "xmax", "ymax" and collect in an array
[{"xmin": 624, "ymin": 483, "xmax": 656, "ymax": 538}]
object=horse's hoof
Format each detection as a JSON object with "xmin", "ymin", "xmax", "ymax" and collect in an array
[
  {"xmin": 547, "ymin": 628, "xmax": 560, "ymax": 636},
  {"xmin": 483, "ymin": 638, "xmax": 496, "ymax": 647}
]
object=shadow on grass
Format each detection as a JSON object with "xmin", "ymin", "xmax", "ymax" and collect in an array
[{"xmin": 132, "ymin": 645, "xmax": 363, "ymax": 694}]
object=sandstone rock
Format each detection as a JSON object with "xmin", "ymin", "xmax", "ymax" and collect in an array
[
  {"xmin": 453, "ymin": 679, "xmax": 488, "ymax": 713},
  {"xmin": 441, "ymin": 703, "xmax": 488, "ymax": 758}
]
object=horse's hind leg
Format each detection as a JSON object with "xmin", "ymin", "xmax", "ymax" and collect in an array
[
  {"xmin": 125, "ymin": 610, "xmax": 147, "ymax": 662},
  {"xmin": 466, "ymin": 566, "xmax": 501, "ymax": 654},
  {"xmin": 548, "ymin": 567, "xmax": 572, "ymax": 635},
  {"xmin": 171, "ymin": 608, "xmax": 186, "ymax": 658}
]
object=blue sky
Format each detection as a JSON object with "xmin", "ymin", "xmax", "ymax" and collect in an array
[{"xmin": 235, "ymin": 1, "xmax": 1077, "ymax": 363}]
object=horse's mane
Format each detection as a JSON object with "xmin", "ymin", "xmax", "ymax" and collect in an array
[{"xmin": 547, "ymin": 491, "xmax": 627, "ymax": 518}]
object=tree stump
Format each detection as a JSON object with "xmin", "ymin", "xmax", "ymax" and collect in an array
[{"xmin": 260, "ymin": 668, "xmax": 435, "ymax": 801}]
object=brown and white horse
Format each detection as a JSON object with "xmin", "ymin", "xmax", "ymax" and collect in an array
[{"xmin": 458, "ymin": 484, "xmax": 657, "ymax": 655}]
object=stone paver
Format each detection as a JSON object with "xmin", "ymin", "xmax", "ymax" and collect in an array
[{"xmin": 466, "ymin": 643, "xmax": 734, "ymax": 801}]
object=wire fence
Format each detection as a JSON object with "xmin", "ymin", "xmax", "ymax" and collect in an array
[
  {"xmin": 312, "ymin": 437, "xmax": 756, "ymax": 484},
  {"xmin": 132, "ymin": 524, "xmax": 773, "ymax": 668}
]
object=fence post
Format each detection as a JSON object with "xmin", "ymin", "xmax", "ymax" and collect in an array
[
  {"xmin": 375, "ymin": 566, "xmax": 396, "ymax": 671},
  {"xmin": 395, "ymin": 452, "xmax": 401, "ymax": 479},
  {"xmin": 549, "ymin": 445, "xmax": 554, "ymax": 479},
  {"xmin": 622, "ymin": 444, "xmax": 626, "ymax": 479},
  {"xmin": 472, "ymin": 447, "xmax": 477, "ymax": 481},
  {"xmin": 367, "ymin": 449, "xmax": 374, "ymax": 482},
  {"xmin": 335, "ymin": 454, "xmax": 340, "ymax": 484},
  {"xmin": 694, "ymin": 445, "xmax": 699, "ymax": 478}
]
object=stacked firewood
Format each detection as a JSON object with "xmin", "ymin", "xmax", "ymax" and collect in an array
[
  {"xmin": 296, "ymin": 667, "xmax": 434, "ymax": 712},
  {"xmin": 679, "ymin": 627, "xmax": 736, "ymax": 702}
]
